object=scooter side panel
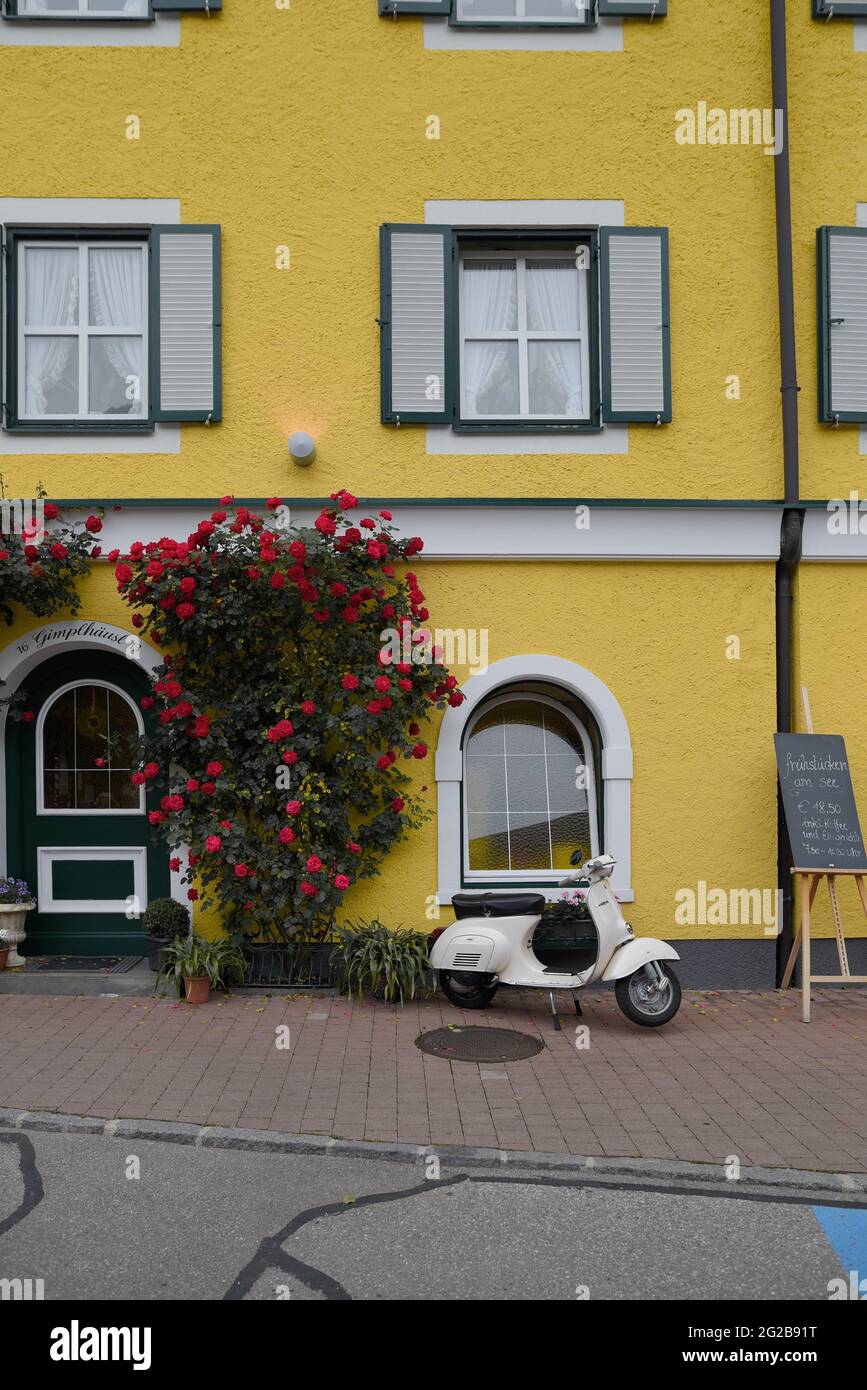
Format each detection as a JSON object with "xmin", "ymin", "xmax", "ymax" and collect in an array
[
  {"xmin": 601, "ymin": 938, "xmax": 680, "ymax": 982},
  {"xmin": 429, "ymin": 926, "xmax": 510, "ymax": 974}
]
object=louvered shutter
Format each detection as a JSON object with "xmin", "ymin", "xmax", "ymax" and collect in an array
[
  {"xmin": 151, "ymin": 225, "xmax": 221, "ymax": 423},
  {"xmin": 153, "ymin": 1, "xmax": 222, "ymax": 12},
  {"xmin": 817, "ymin": 227, "xmax": 867, "ymax": 424},
  {"xmin": 600, "ymin": 226, "xmax": 671, "ymax": 424},
  {"xmin": 599, "ymin": 1, "xmax": 667, "ymax": 14},
  {"xmin": 378, "ymin": 1, "xmax": 452, "ymax": 15},
  {"xmin": 813, "ymin": 2, "xmax": 867, "ymax": 17},
  {"xmin": 380, "ymin": 224, "xmax": 454, "ymax": 425}
]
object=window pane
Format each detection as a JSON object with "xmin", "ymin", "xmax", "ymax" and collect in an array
[
  {"xmin": 464, "ymin": 341, "xmax": 519, "ymax": 416},
  {"xmin": 528, "ymin": 340, "xmax": 582, "ymax": 416},
  {"xmin": 24, "ymin": 247, "xmax": 79, "ymax": 328},
  {"xmin": 108, "ymin": 689, "xmax": 138, "ymax": 748},
  {"xmin": 89, "ymin": 248, "xmax": 144, "ymax": 330},
  {"xmin": 552, "ymin": 811, "xmax": 592, "ymax": 869},
  {"xmin": 467, "ymin": 813, "xmax": 510, "ymax": 872},
  {"xmin": 466, "ymin": 710, "xmax": 505, "ymax": 754},
  {"xmin": 24, "ymin": 337, "xmax": 79, "ymax": 416},
  {"xmin": 43, "ymin": 689, "xmax": 76, "ymax": 770},
  {"xmin": 460, "ymin": 0, "xmax": 518, "ymax": 17},
  {"xmin": 526, "ymin": 259, "xmax": 581, "ymax": 333},
  {"xmin": 75, "ymin": 686, "xmax": 110, "ymax": 767},
  {"xmin": 506, "ymin": 756, "xmax": 548, "ymax": 815},
  {"xmin": 465, "ymin": 754, "xmax": 507, "ymax": 813},
  {"xmin": 89, "ymin": 337, "xmax": 144, "ymax": 416},
  {"xmin": 547, "ymin": 754, "xmax": 587, "ymax": 815},
  {"xmin": 503, "ymin": 701, "xmax": 545, "ymax": 754},
  {"xmin": 76, "ymin": 770, "xmax": 112, "ymax": 811},
  {"xmin": 525, "ymin": 0, "xmax": 585, "ymax": 17},
  {"xmin": 110, "ymin": 772, "xmax": 141, "ymax": 809},
  {"xmin": 23, "ymin": 2, "xmax": 79, "ymax": 14},
  {"xmin": 90, "ymin": 0, "xmax": 150, "ymax": 12},
  {"xmin": 509, "ymin": 815, "xmax": 551, "ymax": 871},
  {"xmin": 462, "ymin": 261, "xmax": 517, "ymax": 334},
  {"xmin": 44, "ymin": 771, "xmax": 74, "ymax": 811}
]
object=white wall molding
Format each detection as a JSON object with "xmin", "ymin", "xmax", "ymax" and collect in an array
[
  {"xmin": 435, "ymin": 653, "xmax": 634, "ymax": 904},
  {"xmin": 0, "ymin": 15, "xmax": 179, "ymax": 47},
  {"xmin": 69, "ymin": 502, "xmax": 784, "ymax": 562}
]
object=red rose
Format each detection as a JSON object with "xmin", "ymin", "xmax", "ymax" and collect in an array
[
  {"xmin": 266, "ymin": 496, "xmax": 282, "ymax": 510},
  {"xmin": 234, "ymin": 864, "xmax": 248, "ymax": 878},
  {"xmin": 408, "ymin": 722, "xmax": 420, "ymax": 736},
  {"xmin": 347, "ymin": 841, "xmax": 361, "ymax": 854},
  {"xmin": 306, "ymin": 854, "xmax": 323, "ymax": 873},
  {"xmin": 301, "ymin": 701, "xmax": 315, "ymax": 716},
  {"xmin": 269, "ymin": 572, "xmax": 285, "ymax": 590},
  {"xmin": 361, "ymin": 518, "xmax": 375, "ymax": 530},
  {"xmin": 186, "ymin": 779, "xmax": 199, "ymax": 792},
  {"xmin": 115, "ymin": 563, "xmax": 132, "ymax": 584},
  {"xmin": 330, "ymin": 582, "xmax": 347, "ymax": 598},
  {"xmin": 21, "ymin": 710, "xmax": 35, "ymax": 724},
  {"xmin": 189, "ymin": 715, "xmax": 210, "ymax": 739},
  {"xmin": 132, "ymin": 614, "xmax": 143, "ymax": 628},
  {"xmin": 391, "ymin": 798, "xmax": 405, "ymax": 813},
  {"xmin": 367, "ymin": 700, "xmax": 382, "ymax": 715},
  {"xmin": 278, "ymin": 826, "xmax": 295, "ymax": 845},
  {"xmin": 344, "ymin": 527, "xmax": 361, "ymax": 544},
  {"xmin": 43, "ymin": 502, "xmax": 59, "ymax": 520},
  {"xmin": 141, "ymin": 696, "xmax": 154, "ymax": 709},
  {"xmin": 334, "ymin": 875, "xmax": 350, "ymax": 890},
  {"xmin": 341, "ymin": 673, "xmax": 359, "ymax": 690},
  {"xmin": 197, "ymin": 520, "xmax": 215, "ymax": 537},
  {"xmin": 148, "ymin": 810, "xmax": 166, "ymax": 826},
  {"xmin": 206, "ymin": 760, "xmax": 224, "ymax": 776},
  {"xmin": 85, "ymin": 515, "xmax": 102, "ymax": 533},
  {"xmin": 180, "ymin": 576, "xmax": 196, "ymax": 594},
  {"xmin": 337, "ymin": 491, "xmax": 358, "ymax": 509},
  {"xmin": 380, "ymin": 510, "xmax": 392, "ymax": 521},
  {"xmin": 205, "ymin": 835, "xmax": 222, "ymax": 853},
  {"xmin": 399, "ymin": 679, "xmax": 412, "ymax": 693},
  {"xmin": 374, "ymin": 675, "xmax": 390, "ymax": 693},
  {"xmin": 448, "ymin": 691, "xmax": 464, "ymax": 707},
  {"xmin": 412, "ymin": 743, "xmax": 428, "ymax": 759},
  {"xmin": 131, "ymin": 772, "xmax": 147, "ymax": 787},
  {"xmin": 169, "ymin": 857, "xmax": 182, "ymax": 872},
  {"xmin": 176, "ymin": 602, "xmax": 195, "ymax": 620},
  {"xmin": 187, "ymin": 889, "xmax": 199, "ymax": 902},
  {"xmin": 282, "ymin": 750, "xmax": 298, "ymax": 765},
  {"xmin": 300, "ymin": 881, "xmax": 316, "ymax": 897},
  {"xmin": 377, "ymin": 755, "xmax": 391, "ymax": 771},
  {"xmin": 201, "ymin": 782, "xmax": 216, "ymax": 796},
  {"xmin": 315, "ymin": 513, "xmax": 336, "ymax": 536},
  {"xmin": 165, "ymin": 794, "xmax": 184, "ymax": 813},
  {"xmin": 144, "ymin": 762, "xmax": 159, "ymax": 779},
  {"xmin": 285, "ymin": 799, "xmax": 301, "ymax": 816}
]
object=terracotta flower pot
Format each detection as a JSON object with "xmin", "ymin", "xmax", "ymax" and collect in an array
[
  {"xmin": 184, "ymin": 975, "xmax": 210, "ymax": 1005},
  {"xmin": 0, "ymin": 947, "xmax": 10, "ymax": 972}
]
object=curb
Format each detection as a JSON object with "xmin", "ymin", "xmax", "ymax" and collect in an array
[{"xmin": 1, "ymin": 1105, "xmax": 865, "ymax": 1199}]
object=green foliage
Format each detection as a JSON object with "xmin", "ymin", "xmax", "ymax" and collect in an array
[
  {"xmin": 142, "ymin": 896, "xmax": 191, "ymax": 942},
  {"xmin": 156, "ymin": 932, "xmax": 246, "ymax": 994},
  {"xmin": 114, "ymin": 493, "xmax": 462, "ymax": 943},
  {"xmin": 332, "ymin": 919, "xmax": 433, "ymax": 1003}
]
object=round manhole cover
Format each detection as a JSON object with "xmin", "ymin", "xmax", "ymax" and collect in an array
[{"xmin": 415, "ymin": 1026, "xmax": 544, "ymax": 1063}]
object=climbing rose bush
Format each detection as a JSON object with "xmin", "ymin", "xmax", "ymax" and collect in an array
[
  {"xmin": 113, "ymin": 493, "xmax": 463, "ymax": 942},
  {"xmin": 0, "ymin": 502, "xmax": 102, "ymax": 626}
]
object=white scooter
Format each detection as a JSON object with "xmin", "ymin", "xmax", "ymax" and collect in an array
[{"xmin": 429, "ymin": 852, "xmax": 681, "ymax": 1029}]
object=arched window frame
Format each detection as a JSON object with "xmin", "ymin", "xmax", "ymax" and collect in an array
[
  {"xmin": 436, "ymin": 654, "xmax": 634, "ymax": 904},
  {"xmin": 462, "ymin": 690, "xmax": 599, "ymax": 884},
  {"xmin": 36, "ymin": 678, "xmax": 145, "ymax": 816}
]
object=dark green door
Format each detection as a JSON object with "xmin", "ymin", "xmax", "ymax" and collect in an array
[{"xmin": 6, "ymin": 651, "xmax": 170, "ymax": 956}]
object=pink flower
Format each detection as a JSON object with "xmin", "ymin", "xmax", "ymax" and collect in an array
[
  {"xmin": 334, "ymin": 875, "xmax": 350, "ymax": 891},
  {"xmin": 285, "ymin": 800, "xmax": 301, "ymax": 816},
  {"xmin": 306, "ymin": 855, "xmax": 323, "ymax": 873},
  {"xmin": 205, "ymin": 835, "xmax": 222, "ymax": 853},
  {"xmin": 234, "ymin": 864, "xmax": 248, "ymax": 878}
]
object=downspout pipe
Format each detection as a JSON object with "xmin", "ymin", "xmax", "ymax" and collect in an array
[{"xmin": 770, "ymin": 0, "xmax": 804, "ymax": 985}]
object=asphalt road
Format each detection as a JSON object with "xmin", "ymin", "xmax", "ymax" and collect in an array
[{"xmin": 1, "ymin": 1129, "xmax": 865, "ymax": 1301}]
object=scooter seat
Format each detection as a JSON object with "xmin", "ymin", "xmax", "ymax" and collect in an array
[{"xmin": 452, "ymin": 891, "xmax": 546, "ymax": 920}]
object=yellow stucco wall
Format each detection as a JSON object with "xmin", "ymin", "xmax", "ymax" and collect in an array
[{"xmin": 0, "ymin": 1, "xmax": 782, "ymax": 503}]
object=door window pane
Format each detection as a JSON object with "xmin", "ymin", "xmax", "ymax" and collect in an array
[{"xmin": 40, "ymin": 684, "xmax": 142, "ymax": 811}]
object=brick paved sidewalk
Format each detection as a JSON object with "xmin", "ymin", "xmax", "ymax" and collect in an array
[{"xmin": 1, "ymin": 986, "xmax": 866, "ymax": 1172}]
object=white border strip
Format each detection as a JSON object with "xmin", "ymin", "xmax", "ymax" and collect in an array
[{"xmin": 36, "ymin": 845, "xmax": 146, "ymax": 916}]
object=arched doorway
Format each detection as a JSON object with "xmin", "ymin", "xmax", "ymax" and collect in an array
[{"xmin": 4, "ymin": 649, "xmax": 170, "ymax": 956}]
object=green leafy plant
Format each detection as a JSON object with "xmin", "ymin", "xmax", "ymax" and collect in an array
[
  {"xmin": 0, "ymin": 495, "xmax": 101, "ymax": 627},
  {"xmin": 142, "ymin": 896, "xmax": 191, "ymax": 943},
  {"xmin": 333, "ymin": 919, "xmax": 432, "ymax": 1003},
  {"xmin": 156, "ymin": 933, "xmax": 247, "ymax": 995},
  {"xmin": 113, "ymin": 491, "xmax": 461, "ymax": 945}
]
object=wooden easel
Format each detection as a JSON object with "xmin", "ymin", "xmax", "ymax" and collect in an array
[{"xmin": 779, "ymin": 686, "xmax": 867, "ymax": 1021}]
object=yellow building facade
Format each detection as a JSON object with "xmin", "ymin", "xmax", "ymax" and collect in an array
[{"xmin": 1, "ymin": 1, "xmax": 865, "ymax": 984}]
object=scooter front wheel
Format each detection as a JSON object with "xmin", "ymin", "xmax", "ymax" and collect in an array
[
  {"xmin": 438, "ymin": 970, "xmax": 498, "ymax": 1010},
  {"xmin": 615, "ymin": 962, "xmax": 681, "ymax": 1027}
]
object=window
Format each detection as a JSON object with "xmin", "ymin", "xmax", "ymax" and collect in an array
[
  {"xmin": 18, "ymin": 241, "xmax": 148, "ymax": 423},
  {"xmin": 459, "ymin": 247, "xmax": 590, "ymax": 423},
  {"xmin": 39, "ymin": 682, "xmax": 143, "ymax": 814},
  {"xmin": 380, "ymin": 223, "xmax": 671, "ymax": 429},
  {"xmin": 2, "ymin": 224, "xmax": 222, "ymax": 431},
  {"xmin": 453, "ymin": 0, "xmax": 592, "ymax": 24},
  {"xmin": 16, "ymin": 1, "xmax": 150, "ymax": 14},
  {"xmin": 463, "ymin": 693, "xmax": 598, "ymax": 881}
]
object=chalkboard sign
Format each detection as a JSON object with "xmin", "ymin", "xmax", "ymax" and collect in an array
[{"xmin": 775, "ymin": 733, "xmax": 867, "ymax": 871}]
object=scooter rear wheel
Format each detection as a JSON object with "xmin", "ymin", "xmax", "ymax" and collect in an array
[
  {"xmin": 438, "ymin": 970, "xmax": 498, "ymax": 1010},
  {"xmin": 615, "ymin": 962, "xmax": 681, "ymax": 1027}
]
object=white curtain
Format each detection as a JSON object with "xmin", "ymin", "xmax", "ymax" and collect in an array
[
  {"xmin": 527, "ymin": 262, "xmax": 583, "ymax": 416},
  {"xmin": 89, "ymin": 249, "xmax": 144, "ymax": 414},
  {"xmin": 24, "ymin": 2, "xmax": 149, "ymax": 13},
  {"xmin": 24, "ymin": 249, "xmax": 78, "ymax": 418},
  {"xmin": 463, "ymin": 262, "xmax": 516, "ymax": 415}
]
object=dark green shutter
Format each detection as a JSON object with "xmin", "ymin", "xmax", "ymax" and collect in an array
[
  {"xmin": 153, "ymin": 1, "xmax": 222, "ymax": 12},
  {"xmin": 600, "ymin": 226, "xmax": 671, "ymax": 424},
  {"xmin": 151, "ymin": 225, "xmax": 222, "ymax": 424},
  {"xmin": 380, "ymin": 224, "xmax": 454, "ymax": 425},
  {"xmin": 378, "ymin": 1, "xmax": 452, "ymax": 16},
  {"xmin": 813, "ymin": 2, "xmax": 867, "ymax": 17},
  {"xmin": 599, "ymin": 0, "xmax": 667, "ymax": 14},
  {"xmin": 817, "ymin": 226, "xmax": 867, "ymax": 424}
]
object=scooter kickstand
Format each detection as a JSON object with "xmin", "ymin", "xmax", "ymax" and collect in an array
[
  {"xmin": 548, "ymin": 990, "xmax": 562, "ymax": 1032},
  {"xmin": 572, "ymin": 992, "xmax": 583, "ymax": 1018}
]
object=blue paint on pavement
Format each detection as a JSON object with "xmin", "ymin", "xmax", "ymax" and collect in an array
[{"xmin": 812, "ymin": 1206, "xmax": 867, "ymax": 1274}]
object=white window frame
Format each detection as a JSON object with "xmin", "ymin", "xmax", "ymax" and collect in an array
[
  {"xmin": 17, "ymin": 238, "xmax": 149, "ymax": 424},
  {"xmin": 36, "ymin": 678, "xmax": 145, "ymax": 816},
  {"xmin": 462, "ymin": 690, "xmax": 599, "ymax": 884},
  {"xmin": 15, "ymin": 1, "xmax": 152, "ymax": 17},
  {"xmin": 454, "ymin": 0, "xmax": 590, "ymax": 23},
  {"xmin": 458, "ymin": 246, "xmax": 591, "ymax": 424}
]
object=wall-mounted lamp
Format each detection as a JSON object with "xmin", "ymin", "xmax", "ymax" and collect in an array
[{"xmin": 288, "ymin": 431, "xmax": 316, "ymax": 467}]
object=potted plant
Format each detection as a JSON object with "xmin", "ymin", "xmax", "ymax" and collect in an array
[
  {"xmin": 142, "ymin": 896, "xmax": 191, "ymax": 972},
  {"xmin": 156, "ymin": 932, "xmax": 246, "ymax": 1005},
  {"xmin": 532, "ymin": 889, "xmax": 598, "ymax": 974},
  {"xmin": 0, "ymin": 876, "xmax": 37, "ymax": 968},
  {"xmin": 333, "ymin": 919, "xmax": 432, "ymax": 1003}
]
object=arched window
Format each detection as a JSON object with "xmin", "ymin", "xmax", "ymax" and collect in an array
[
  {"xmin": 38, "ymin": 681, "xmax": 144, "ymax": 814},
  {"xmin": 463, "ymin": 692, "xmax": 598, "ymax": 882}
]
